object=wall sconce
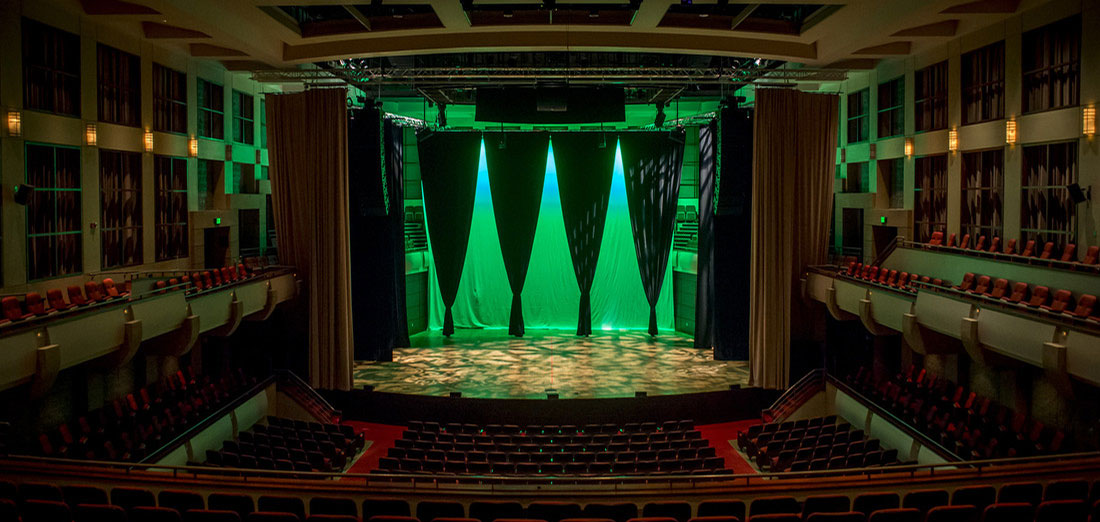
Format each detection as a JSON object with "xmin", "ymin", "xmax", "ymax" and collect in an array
[
  {"xmin": 224, "ymin": 144, "xmax": 233, "ymax": 161},
  {"xmin": 189, "ymin": 137, "xmax": 199, "ymax": 157},
  {"xmin": 904, "ymin": 137, "xmax": 914, "ymax": 157},
  {"xmin": 869, "ymin": 143, "xmax": 877, "ymax": 160},
  {"xmin": 1085, "ymin": 105, "xmax": 1096, "ymax": 137},
  {"xmin": 255, "ymin": 148, "xmax": 262, "ymax": 164},
  {"xmin": 948, "ymin": 127, "xmax": 958, "ymax": 153},
  {"xmin": 1005, "ymin": 118, "xmax": 1017, "ymax": 145},
  {"xmin": 143, "ymin": 130, "xmax": 154, "ymax": 152},
  {"xmin": 6, "ymin": 110, "xmax": 22, "ymax": 137},
  {"xmin": 85, "ymin": 123, "xmax": 97, "ymax": 147}
]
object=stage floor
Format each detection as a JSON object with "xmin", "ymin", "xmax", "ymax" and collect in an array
[{"xmin": 353, "ymin": 329, "xmax": 749, "ymax": 399}]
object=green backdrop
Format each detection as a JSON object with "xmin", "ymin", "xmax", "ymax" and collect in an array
[{"xmin": 426, "ymin": 137, "xmax": 675, "ymax": 331}]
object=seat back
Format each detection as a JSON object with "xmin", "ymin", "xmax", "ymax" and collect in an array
[
  {"xmin": 974, "ymin": 236, "xmax": 986, "ymax": 251},
  {"xmin": 750, "ymin": 497, "xmax": 799, "ymax": 517},
  {"xmin": 1039, "ymin": 242, "xmax": 1055, "ymax": 259},
  {"xmin": 988, "ymin": 279, "xmax": 1009, "ymax": 299},
  {"xmin": 853, "ymin": 493, "xmax": 900, "ymax": 516},
  {"xmin": 46, "ymin": 289, "xmax": 69, "ymax": 310},
  {"xmin": 988, "ymin": 237, "xmax": 1000, "ymax": 252},
  {"xmin": 85, "ymin": 281, "xmax": 105, "ymax": 301},
  {"xmin": 1006, "ymin": 282, "xmax": 1028, "ymax": 303},
  {"xmin": 973, "ymin": 276, "xmax": 991, "ymax": 294},
  {"xmin": 1060, "ymin": 243, "xmax": 1076, "ymax": 262},
  {"xmin": 1072, "ymin": 295, "xmax": 1096, "ymax": 318},
  {"xmin": 959, "ymin": 234, "xmax": 970, "ymax": 249},
  {"xmin": 947, "ymin": 233, "xmax": 957, "ymax": 247},
  {"xmin": 1004, "ymin": 238, "xmax": 1016, "ymax": 254},
  {"xmin": 103, "ymin": 278, "xmax": 120, "ymax": 297},
  {"xmin": 25, "ymin": 292, "xmax": 47, "ymax": 314},
  {"xmin": 67, "ymin": 285, "xmax": 88, "ymax": 305},
  {"xmin": 1084, "ymin": 245, "xmax": 1098, "ymax": 264},
  {"xmin": 1027, "ymin": 286, "xmax": 1050, "ymax": 307},
  {"xmin": 1049, "ymin": 290, "xmax": 1073, "ymax": 312},
  {"xmin": 1022, "ymin": 240, "xmax": 1036, "ymax": 257}
]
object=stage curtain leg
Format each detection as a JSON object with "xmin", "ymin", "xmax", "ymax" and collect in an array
[
  {"xmin": 748, "ymin": 89, "xmax": 839, "ymax": 389},
  {"xmin": 386, "ymin": 120, "xmax": 411, "ymax": 349},
  {"xmin": 484, "ymin": 132, "xmax": 550, "ymax": 337},
  {"xmin": 418, "ymin": 131, "xmax": 483, "ymax": 337},
  {"xmin": 694, "ymin": 122, "xmax": 717, "ymax": 350},
  {"xmin": 266, "ymin": 88, "xmax": 354, "ymax": 391},
  {"xmin": 551, "ymin": 132, "xmax": 617, "ymax": 336},
  {"xmin": 619, "ymin": 132, "xmax": 686, "ymax": 337}
]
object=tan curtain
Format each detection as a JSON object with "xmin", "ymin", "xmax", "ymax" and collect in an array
[
  {"xmin": 266, "ymin": 88, "xmax": 354, "ymax": 391},
  {"xmin": 749, "ymin": 89, "xmax": 839, "ymax": 389}
]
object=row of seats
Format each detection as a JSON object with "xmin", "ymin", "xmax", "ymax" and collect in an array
[
  {"xmin": 3, "ymin": 479, "xmax": 1098, "ymax": 522},
  {"xmin": 407, "ymin": 420, "xmax": 696, "ymax": 435},
  {"xmin": 953, "ymin": 272, "xmax": 1097, "ymax": 322},
  {"xmin": 737, "ymin": 416, "xmax": 897, "ymax": 473},
  {"xmin": 203, "ymin": 416, "xmax": 365, "ymax": 473},
  {"xmin": 849, "ymin": 367, "xmax": 1066, "ymax": 459},
  {"xmin": 153, "ymin": 264, "xmax": 256, "ymax": 295},
  {"xmin": 841, "ymin": 263, "xmax": 947, "ymax": 293},
  {"xmin": 35, "ymin": 368, "xmax": 257, "ymax": 462},
  {"xmin": 924, "ymin": 232, "xmax": 1098, "ymax": 268},
  {"xmin": 1, "ymin": 278, "xmax": 128, "ymax": 327}
]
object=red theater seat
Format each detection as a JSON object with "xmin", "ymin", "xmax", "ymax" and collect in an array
[
  {"xmin": 1041, "ymin": 290, "xmax": 1073, "ymax": 313},
  {"xmin": 2, "ymin": 296, "xmax": 31, "ymax": 322},
  {"xmin": 246, "ymin": 513, "xmax": 301, "ymax": 522},
  {"xmin": 582, "ymin": 504, "xmax": 638, "ymax": 522},
  {"xmin": 132, "ymin": 507, "xmax": 184, "ymax": 522},
  {"xmin": 802, "ymin": 496, "xmax": 850, "ymax": 517},
  {"xmin": 185, "ymin": 510, "xmax": 243, "ymax": 522},
  {"xmin": 1060, "ymin": 244, "xmax": 1076, "ymax": 262},
  {"xmin": 1026, "ymin": 286, "xmax": 1050, "ymax": 308},
  {"xmin": 1003, "ymin": 282, "xmax": 1028, "ymax": 304},
  {"xmin": 749, "ymin": 498, "xmax": 799, "ymax": 517},
  {"xmin": 981, "ymin": 503, "xmax": 1033, "ymax": 522},
  {"xmin": 947, "ymin": 233, "xmax": 957, "ymax": 247},
  {"xmin": 1070, "ymin": 295, "xmax": 1096, "ymax": 318},
  {"xmin": 852, "ymin": 493, "xmax": 899, "ymax": 516},
  {"xmin": 364, "ymin": 500, "xmax": 411, "ymax": 520},
  {"xmin": 22, "ymin": 500, "xmax": 71, "ymax": 522},
  {"xmin": 103, "ymin": 277, "xmax": 126, "ymax": 297},
  {"xmin": 111, "ymin": 487, "xmax": 156, "ymax": 511},
  {"xmin": 903, "ymin": 490, "xmax": 949, "ymax": 515},
  {"xmin": 418, "ymin": 502, "xmax": 466, "ymax": 522},
  {"xmin": 160, "ymin": 490, "xmax": 205, "ymax": 514},
  {"xmin": 1021, "ymin": 240, "xmax": 1036, "ymax": 257},
  {"xmin": 25, "ymin": 292, "xmax": 50, "ymax": 316},
  {"xmin": 1038, "ymin": 242, "xmax": 1055, "ymax": 259},
  {"xmin": 924, "ymin": 505, "xmax": 977, "ymax": 522},
  {"xmin": 61, "ymin": 484, "xmax": 108, "ymax": 507},
  {"xmin": 46, "ymin": 289, "xmax": 72, "ymax": 311},
  {"xmin": 208, "ymin": 494, "xmax": 255, "ymax": 519},
  {"xmin": 73, "ymin": 504, "xmax": 126, "ymax": 522},
  {"xmin": 971, "ymin": 276, "xmax": 991, "ymax": 294},
  {"xmin": 686, "ymin": 518, "xmax": 739, "ymax": 522},
  {"xmin": 867, "ymin": 509, "xmax": 920, "ymax": 522},
  {"xmin": 526, "ymin": 503, "xmax": 582, "ymax": 522},
  {"xmin": 987, "ymin": 279, "xmax": 1009, "ymax": 299},
  {"xmin": 746, "ymin": 516, "xmax": 798, "ymax": 522},
  {"xmin": 642, "ymin": 503, "xmax": 691, "ymax": 522},
  {"xmin": 988, "ymin": 237, "xmax": 1000, "ymax": 253},
  {"xmin": 85, "ymin": 281, "xmax": 106, "ymax": 302},
  {"xmin": 929, "ymin": 231, "xmax": 944, "ymax": 245},
  {"xmin": 1003, "ymin": 238, "xmax": 1016, "ymax": 255},
  {"xmin": 697, "ymin": 501, "xmax": 745, "ymax": 521},
  {"xmin": 974, "ymin": 235, "xmax": 986, "ymax": 251},
  {"xmin": 958, "ymin": 234, "xmax": 970, "ymax": 249},
  {"xmin": 67, "ymin": 285, "xmax": 89, "ymax": 306},
  {"xmin": 1084, "ymin": 246, "xmax": 1098, "ymax": 265},
  {"xmin": 954, "ymin": 273, "xmax": 976, "ymax": 292},
  {"xmin": 257, "ymin": 497, "xmax": 305, "ymax": 520}
]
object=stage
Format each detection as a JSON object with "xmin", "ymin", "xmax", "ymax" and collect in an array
[{"xmin": 353, "ymin": 329, "xmax": 749, "ymax": 399}]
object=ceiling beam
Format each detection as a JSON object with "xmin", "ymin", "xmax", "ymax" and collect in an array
[
  {"xmin": 631, "ymin": 0, "xmax": 671, "ymax": 29},
  {"xmin": 430, "ymin": 0, "xmax": 471, "ymax": 29},
  {"xmin": 344, "ymin": 5, "xmax": 373, "ymax": 32},
  {"xmin": 730, "ymin": 4, "xmax": 760, "ymax": 31}
]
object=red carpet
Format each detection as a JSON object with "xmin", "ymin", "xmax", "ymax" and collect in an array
[
  {"xmin": 697, "ymin": 419, "xmax": 761, "ymax": 475},
  {"xmin": 341, "ymin": 421, "xmax": 407, "ymax": 477}
]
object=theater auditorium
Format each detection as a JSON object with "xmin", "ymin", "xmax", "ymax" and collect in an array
[{"xmin": 0, "ymin": 0, "xmax": 1099, "ymax": 521}]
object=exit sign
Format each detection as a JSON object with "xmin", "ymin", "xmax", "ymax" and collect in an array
[{"xmin": 880, "ymin": 216, "xmax": 887, "ymax": 225}]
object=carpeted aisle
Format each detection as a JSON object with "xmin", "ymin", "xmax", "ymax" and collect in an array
[
  {"xmin": 697, "ymin": 419, "xmax": 761, "ymax": 475},
  {"xmin": 341, "ymin": 421, "xmax": 406, "ymax": 477}
]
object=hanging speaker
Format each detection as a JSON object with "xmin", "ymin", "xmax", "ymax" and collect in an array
[
  {"xmin": 1068, "ymin": 183, "xmax": 1090, "ymax": 204},
  {"xmin": 13, "ymin": 184, "xmax": 34, "ymax": 206}
]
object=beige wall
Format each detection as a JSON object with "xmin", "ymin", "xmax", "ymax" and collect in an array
[
  {"xmin": 829, "ymin": 0, "xmax": 1099, "ymax": 261},
  {"xmin": 0, "ymin": 0, "xmax": 276, "ymax": 295}
]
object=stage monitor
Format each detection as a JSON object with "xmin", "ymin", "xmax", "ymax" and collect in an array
[{"xmin": 475, "ymin": 86, "xmax": 625, "ymax": 124}]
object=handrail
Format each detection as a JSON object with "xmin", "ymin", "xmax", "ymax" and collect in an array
[
  {"xmin": 139, "ymin": 375, "xmax": 278, "ymax": 464},
  {"xmin": 826, "ymin": 374, "xmax": 961, "ymax": 461},
  {"xmin": 911, "ymin": 280, "xmax": 1100, "ymax": 335},
  {"xmin": 763, "ymin": 369, "xmax": 825, "ymax": 421},
  {"xmin": 276, "ymin": 370, "xmax": 342, "ymax": 423},
  {"xmin": 5, "ymin": 450, "xmax": 1100, "ymax": 490},
  {"xmin": 871, "ymin": 235, "xmax": 902, "ymax": 268},
  {"xmin": 900, "ymin": 239, "xmax": 1100, "ymax": 274}
]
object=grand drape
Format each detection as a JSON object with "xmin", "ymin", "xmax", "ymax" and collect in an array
[
  {"xmin": 418, "ymin": 131, "xmax": 482, "ymax": 336},
  {"xmin": 266, "ymin": 88, "xmax": 353, "ymax": 390},
  {"xmin": 694, "ymin": 122, "xmax": 716, "ymax": 350},
  {"xmin": 551, "ymin": 132, "xmax": 617, "ymax": 336},
  {"xmin": 385, "ymin": 120, "xmax": 411, "ymax": 350},
  {"xmin": 748, "ymin": 89, "xmax": 839, "ymax": 389},
  {"xmin": 619, "ymin": 131, "xmax": 685, "ymax": 336},
  {"xmin": 483, "ymin": 132, "xmax": 550, "ymax": 336}
]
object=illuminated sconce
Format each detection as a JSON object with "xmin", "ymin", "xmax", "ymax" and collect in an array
[
  {"xmin": 143, "ymin": 130, "xmax": 154, "ymax": 152},
  {"xmin": 188, "ymin": 136, "xmax": 199, "ymax": 157},
  {"xmin": 1084, "ymin": 105, "xmax": 1096, "ymax": 137},
  {"xmin": 85, "ymin": 122, "xmax": 97, "ymax": 146},
  {"xmin": 1005, "ymin": 118, "xmax": 1016, "ymax": 145},
  {"xmin": 904, "ymin": 137, "xmax": 914, "ymax": 157},
  {"xmin": 948, "ymin": 127, "xmax": 958, "ymax": 153},
  {"xmin": 6, "ymin": 109, "xmax": 22, "ymax": 137}
]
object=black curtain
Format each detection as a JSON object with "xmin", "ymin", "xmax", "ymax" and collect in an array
[
  {"xmin": 619, "ymin": 131, "xmax": 685, "ymax": 336},
  {"xmin": 694, "ymin": 122, "xmax": 716, "ymax": 350},
  {"xmin": 551, "ymin": 132, "xmax": 617, "ymax": 336},
  {"xmin": 484, "ymin": 132, "xmax": 549, "ymax": 337},
  {"xmin": 348, "ymin": 108, "xmax": 407, "ymax": 360},
  {"xmin": 714, "ymin": 106, "xmax": 753, "ymax": 360},
  {"xmin": 418, "ymin": 131, "xmax": 482, "ymax": 336}
]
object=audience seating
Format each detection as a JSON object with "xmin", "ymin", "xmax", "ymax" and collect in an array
[
  {"xmin": 2, "ymin": 477, "xmax": 1099, "ymax": 522},
  {"xmin": 32, "ymin": 368, "xmax": 257, "ymax": 462},
  {"xmin": 917, "ymin": 233, "xmax": 1097, "ymax": 276},
  {"xmin": 839, "ymin": 262, "xmax": 944, "ymax": 295},
  {"xmin": 934, "ymin": 269, "xmax": 1099, "ymax": 324},
  {"xmin": 204, "ymin": 416, "xmax": 364, "ymax": 473},
  {"xmin": 848, "ymin": 367, "xmax": 1067, "ymax": 459},
  {"xmin": 378, "ymin": 420, "xmax": 718, "ymax": 477},
  {"xmin": 737, "ymin": 415, "xmax": 896, "ymax": 472}
]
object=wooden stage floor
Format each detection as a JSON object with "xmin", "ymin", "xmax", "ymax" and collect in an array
[{"xmin": 353, "ymin": 329, "xmax": 749, "ymax": 399}]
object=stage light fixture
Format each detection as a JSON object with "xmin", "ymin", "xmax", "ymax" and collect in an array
[
  {"xmin": 85, "ymin": 122, "xmax": 97, "ymax": 146},
  {"xmin": 13, "ymin": 184, "xmax": 34, "ymax": 206},
  {"xmin": 6, "ymin": 109, "xmax": 21, "ymax": 137},
  {"xmin": 654, "ymin": 103, "xmax": 666, "ymax": 127}
]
